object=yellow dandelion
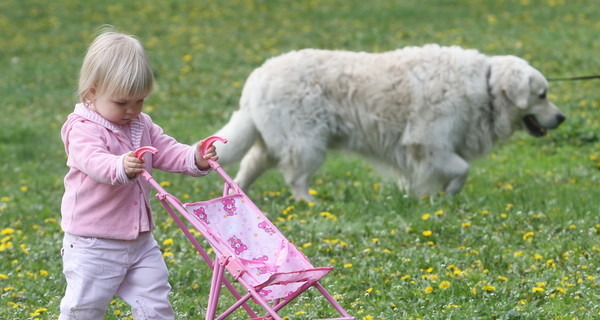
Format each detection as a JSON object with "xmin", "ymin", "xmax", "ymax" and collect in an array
[
  {"xmin": 29, "ymin": 308, "xmax": 48, "ymax": 317},
  {"xmin": 497, "ymin": 276, "xmax": 508, "ymax": 282},
  {"xmin": 522, "ymin": 231, "xmax": 535, "ymax": 240},
  {"xmin": 532, "ymin": 287, "xmax": 545, "ymax": 293},
  {"xmin": 587, "ymin": 275, "xmax": 596, "ymax": 281},
  {"xmin": 422, "ymin": 230, "xmax": 432, "ymax": 237},
  {"xmin": 344, "ymin": 263, "xmax": 353, "ymax": 268},
  {"xmin": 282, "ymin": 205, "xmax": 295, "ymax": 215},
  {"xmin": 424, "ymin": 286, "xmax": 434, "ymax": 294},
  {"xmin": 482, "ymin": 285, "xmax": 496, "ymax": 292},
  {"xmin": 159, "ymin": 181, "xmax": 171, "ymax": 187},
  {"xmin": 320, "ymin": 211, "xmax": 338, "ymax": 222},
  {"xmin": 435, "ymin": 209, "xmax": 444, "ymax": 216},
  {"xmin": 308, "ymin": 189, "xmax": 318, "ymax": 196},
  {"xmin": 162, "ymin": 238, "xmax": 174, "ymax": 246},
  {"xmin": 20, "ymin": 186, "xmax": 28, "ymax": 192},
  {"xmin": 514, "ymin": 251, "xmax": 523, "ymax": 257},
  {"xmin": 421, "ymin": 213, "xmax": 431, "ymax": 220},
  {"xmin": 439, "ymin": 280, "xmax": 451, "ymax": 289}
]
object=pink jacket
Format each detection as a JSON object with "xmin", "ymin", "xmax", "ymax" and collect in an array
[{"xmin": 61, "ymin": 104, "xmax": 209, "ymax": 240}]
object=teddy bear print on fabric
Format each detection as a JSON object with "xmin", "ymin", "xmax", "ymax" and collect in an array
[
  {"xmin": 258, "ymin": 289, "xmax": 272, "ymax": 297},
  {"xmin": 254, "ymin": 255, "xmax": 270, "ymax": 274},
  {"xmin": 192, "ymin": 207, "xmax": 209, "ymax": 224},
  {"xmin": 222, "ymin": 198, "xmax": 238, "ymax": 216},
  {"xmin": 258, "ymin": 221, "xmax": 276, "ymax": 236},
  {"xmin": 228, "ymin": 235, "xmax": 248, "ymax": 255}
]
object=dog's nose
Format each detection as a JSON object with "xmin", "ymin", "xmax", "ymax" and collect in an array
[{"xmin": 556, "ymin": 113, "xmax": 566, "ymax": 125}]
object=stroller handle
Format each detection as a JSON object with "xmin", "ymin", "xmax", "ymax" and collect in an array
[
  {"xmin": 133, "ymin": 136, "xmax": 227, "ymax": 164},
  {"xmin": 199, "ymin": 136, "xmax": 227, "ymax": 170},
  {"xmin": 199, "ymin": 136, "xmax": 228, "ymax": 157},
  {"xmin": 134, "ymin": 136, "xmax": 238, "ymax": 193},
  {"xmin": 134, "ymin": 146, "xmax": 158, "ymax": 159},
  {"xmin": 133, "ymin": 146, "xmax": 158, "ymax": 183}
]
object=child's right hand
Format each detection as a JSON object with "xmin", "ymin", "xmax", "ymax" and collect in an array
[{"xmin": 123, "ymin": 151, "xmax": 145, "ymax": 179}]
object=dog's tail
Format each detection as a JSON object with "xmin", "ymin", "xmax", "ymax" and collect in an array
[{"xmin": 213, "ymin": 108, "xmax": 259, "ymax": 165}]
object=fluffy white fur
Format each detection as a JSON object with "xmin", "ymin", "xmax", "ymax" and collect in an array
[{"xmin": 214, "ymin": 44, "xmax": 565, "ymax": 200}]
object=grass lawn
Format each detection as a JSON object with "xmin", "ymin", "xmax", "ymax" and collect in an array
[{"xmin": 1, "ymin": 0, "xmax": 599, "ymax": 319}]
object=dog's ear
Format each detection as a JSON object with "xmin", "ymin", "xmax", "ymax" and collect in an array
[{"xmin": 503, "ymin": 69, "xmax": 530, "ymax": 109}]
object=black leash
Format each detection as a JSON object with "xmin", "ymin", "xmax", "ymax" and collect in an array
[{"xmin": 548, "ymin": 74, "xmax": 600, "ymax": 81}]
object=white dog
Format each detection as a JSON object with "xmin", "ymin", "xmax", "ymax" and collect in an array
[{"xmin": 214, "ymin": 45, "xmax": 565, "ymax": 200}]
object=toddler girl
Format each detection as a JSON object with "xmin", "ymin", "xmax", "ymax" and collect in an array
[{"xmin": 59, "ymin": 27, "xmax": 217, "ymax": 319}]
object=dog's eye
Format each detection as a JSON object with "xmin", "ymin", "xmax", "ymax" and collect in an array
[{"xmin": 539, "ymin": 90, "xmax": 547, "ymax": 100}]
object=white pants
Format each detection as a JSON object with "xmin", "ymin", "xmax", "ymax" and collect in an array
[{"xmin": 59, "ymin": 232, "xmax": 174, "ymax": 320}]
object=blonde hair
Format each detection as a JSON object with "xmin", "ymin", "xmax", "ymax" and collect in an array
[{"xmin": 78, "ymin": 26, "xmax": 153, "ymax": 104}]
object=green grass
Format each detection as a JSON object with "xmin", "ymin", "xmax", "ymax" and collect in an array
[{"xmin": 1, "ymin": 0, "xmax": 600, "ymax": 319}]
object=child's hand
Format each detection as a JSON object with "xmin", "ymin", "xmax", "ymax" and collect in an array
[
  {"xmin": 123, "ymin": 151, "xmax": 145, "ymax": 178},
  {"xmin": 195, "ymin": 141, "xmax": 219, "ymax": 170}
]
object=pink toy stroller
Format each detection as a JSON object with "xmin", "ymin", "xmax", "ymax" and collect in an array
[{"xmin": 135, "ymin": 136, "xmax": 354, "ymax": 320}]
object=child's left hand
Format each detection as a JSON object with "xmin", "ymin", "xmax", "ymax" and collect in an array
[{"xmin": 195, "ymin": 141, "xmax": 219, "ymax": 170}]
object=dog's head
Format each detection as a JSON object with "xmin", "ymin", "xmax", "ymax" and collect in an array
[{"xmin": 489, "ymin": 56, "xmax": 565, "ymax": 138}]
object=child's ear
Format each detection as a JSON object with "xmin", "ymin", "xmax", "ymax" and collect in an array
[{"xmin": 88, "ymin": 86, "xmax": 97, "ymax": 100}]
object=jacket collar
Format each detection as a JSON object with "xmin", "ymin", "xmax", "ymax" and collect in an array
[{"xmin": 73, "ymin": 103, "xmax": 144, "ymax": 149}]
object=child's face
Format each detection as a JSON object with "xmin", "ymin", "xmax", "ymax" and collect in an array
[{"xmin": 89, "ymin": 87, "xmax": 147, "ymax": 125}]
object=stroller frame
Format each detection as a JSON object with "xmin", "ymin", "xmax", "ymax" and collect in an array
[{"xmin": 136, "ymin": 137, "xmax": 354, "ymax": 320}]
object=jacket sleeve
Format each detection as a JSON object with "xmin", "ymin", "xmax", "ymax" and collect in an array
[
  {"xmin": 146, "ymin": 118, "xmax": 209, "ymax": 177},
  {"xmin": 64, "ymin": 121, "xmax": 131, "ymax": 185}
]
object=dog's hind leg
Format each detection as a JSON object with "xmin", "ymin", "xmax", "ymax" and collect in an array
[
  {"xmin": 278, "ymin": 145, "xmax": 326, "ymax": 201},
  {"xmin": 408, "ymin": 150, "xmax": 470, "ymax": 197},
  {"xmin": 235, "ymin": 140, "xmax": 276, "ymax": 192}
]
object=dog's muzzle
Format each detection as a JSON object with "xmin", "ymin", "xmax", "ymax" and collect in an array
[{"xmin": 523, "ymin": 113, "xmax": 566, "ymax": 137}]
